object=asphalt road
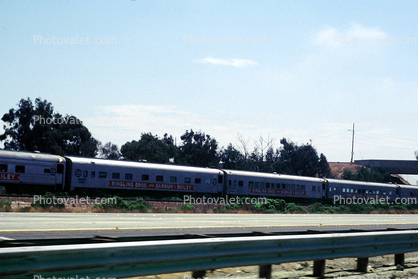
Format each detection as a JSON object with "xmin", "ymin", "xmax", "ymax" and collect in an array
[{"xmin": 1, "ymin": 212, "xmax": 418, "ymax": 232}]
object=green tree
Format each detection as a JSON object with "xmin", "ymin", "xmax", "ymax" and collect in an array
[
  {"xmin": 219, "ymin": 144, "xmax": 246, "ymax": 170},
  {"xmin": 342, "ymin": 167, "xmax": 394, "ymax": 183},
  {"xmin": 318, "ymin": 153, "xmax": 331, "ymax": 177},
  {"xmin": 98, "ymin": 141, "xmax": 121, "ymax": 159},
  {"xmin": 176, "ymin": 129, "xmax": 219, "ymax": 167},
  {"xmin": 1, "ymin": 98, "xmax": 98, "ymax": 156},
  {"xmin": 273, "ymin": 138, "xmax": 329, "ymax": 177},
  {"xmin": 120, "ymin": 133, "xmax": 177, "ymax": 163}
]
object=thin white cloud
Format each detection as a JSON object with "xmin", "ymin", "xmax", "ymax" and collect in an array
[
  {"xmin": 83, "ymin": 104, "xmax": 265, "ymax": 148},
  {"xmin": 193, "ymin": 57, "xmax": 257, "ymax": 67},
  {"xmin": 314, "ymin": 23, "xmax": 388, "ymax": 47}
]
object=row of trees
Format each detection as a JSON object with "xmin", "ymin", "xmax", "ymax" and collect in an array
[
  {"xmin": 1, "ymin": 98, "xmax": 330, "ymax": 178},
  {"xmin": 116, "ymin": 131, "xmax": 331, "ymax": 177}
]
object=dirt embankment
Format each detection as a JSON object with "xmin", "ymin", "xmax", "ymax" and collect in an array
[{"xmin": 329, "ymin": 162, "xmax": 410, "ymax": 184}]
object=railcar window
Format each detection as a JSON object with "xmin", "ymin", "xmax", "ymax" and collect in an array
[
  {"xmin": 301, "ymin": 185, "xmax": 305, "ymax": 191},
  {"xmin": 291, "ymin": 184, "xmax": 295, "ymax": 190},
  {"xmin": 255, "ymin": 182, "xmax": 260, "ymax": 188},
  {"xmin": 170, "ymin": 176, "xmax": 177, "ymax": 182},
  {"xmin": 228, "ymin": 180, "xmax": 232, "ymax": 186},
  {"xmin": 195, "ymin": 178, "xmax": 201, "ymax": 184},
  {"xmin": 15, "ymin": 165, "xmax": 25, "ymax": 173},
  {"xmin": 0, "ymin": 164, "xmax": 7, "ymax": 172},
  {"xmin": 249, "ymin": 181, "xmax": 254, "ymax": 187},
  {"xmin": 125, "ymin": 173, "xmax": 132, "ymax": 180},
  {"xmin": 365, "ymin": 190, "xmax": 369, "ymax": 194},
  {"xmin": 266, "ymin": 182, "xmax": 270, "ymax": 188},
  {"xmin": 112, "ymin": 173, "xmax": 120, "ymax": 179},
  {"xmin": 205, "ymin": 179, "xmax": 211, "ymax": 184},
  {"xmin": 83, "ymin": 171, "xmax": 88, "ymax": 178},
  {"xmin": 156, "ymin": 175, "xmax": 163, "ymax": 182},
  {"xmin": 260, "ymin": 182, "xmax": 265, "ymax": 188},
  {"xmin": 376, "ymin": 191, "xmax": 379, "ymax": 194},
  {"xmin": 312, "ymin": 186, "xmax": 316, "ymax": 191},
  {"xmin": 282, "ymin": 183, "xmax": 286, "ymax": 189},
  {"xmin": 239, "ymin": 180, "xmax": 243, "ymax": 187},
  {"xmin": 99, "ymin": 172, "xmax": 107, "ymax": 178},
  {"xmin": 184, "ymin": 177, "xmax": 191, "ymax": 183},
  {"xmin": 389, "ymin": 191, "xmax": 392, "ymax": 195},
  {"xmin": 296, "ymin": 185, "xmax": 300, "ymax": 190},
  {"xmin": 44, "ymin": 169, "xmax": 50, "ymax": 173},
  {"xmin": 91, "ymin": 171, "xmax": 96, "ymax": 178},
  {"xmin": 142, "ymin": 174, "xmax": 149, "ymax": 181}
]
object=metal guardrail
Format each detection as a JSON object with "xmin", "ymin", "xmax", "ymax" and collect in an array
[{"xmin": 1, "ymin": 230, "xmax": 418, "ymax": 279}]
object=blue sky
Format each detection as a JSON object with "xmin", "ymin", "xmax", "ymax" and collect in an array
[{"xmin": 1, "ymin": 1, "xmax": 417, "ymax": 167}]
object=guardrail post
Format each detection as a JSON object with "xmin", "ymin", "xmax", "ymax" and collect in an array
[
  {"xmin": 259, "ymin": 264, "xmax": 272, "ymax": 279},
  {"xmin": 357, "ymin": 257, "xmax": 369, "ymax": 272},
  {"xmin": 395, "ymin": 253, "xmax": 405, "ymax": 266},
  {"xmin": 192, "ymin": 270, "xmax": 206, "ymax": 279},
  {"xmin": 313, "ymin": 260, "xmax": 326, "ymax": 277}
]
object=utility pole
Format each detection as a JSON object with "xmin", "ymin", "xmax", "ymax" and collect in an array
[{"xmin": 349, "ymin": 123, "xmax": 355, "ymax": 163}]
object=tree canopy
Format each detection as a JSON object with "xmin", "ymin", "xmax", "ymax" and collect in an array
[
  {"xmin": 1, "ymin": 97, "xmax": 332, "ymax": 178},
  {"xmin": 176, "ymin": 129, "xmax": 219, "ymax": 167},
  {"xmin": 0, "ymin": 98, "xmax": 98, "ymax": 157},
  {"xmin": 120, "ymin": 133, "xmax": 176, "ymax": 163}
]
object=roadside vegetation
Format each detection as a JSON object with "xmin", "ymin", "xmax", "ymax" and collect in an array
[{"xmin": 2, "ymin": 194, "xmax": 418, "ymax": 214}]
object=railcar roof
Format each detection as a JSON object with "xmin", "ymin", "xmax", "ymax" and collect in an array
[
  {"xmin": 65, "ymin": 156, "xmax": 223, "ymax": 174},
  {"xmin": 222, "ymin": 169, "xmax": 325, "ymax": 182},
  {"xmin": 326, "ymin": 178, "xmax": 402, "ymax": 188},
  {"xmin": 0, "ymin": 149, "xmax": 65, "ymax": 162}
]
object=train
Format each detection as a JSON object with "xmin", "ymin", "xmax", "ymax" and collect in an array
[{"xmin": 1, "ymin": 149, "xmax": 417, "ymax": 203}]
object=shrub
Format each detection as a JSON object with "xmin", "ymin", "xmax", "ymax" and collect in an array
[
  {"xmin": 308, "ymin": 203, "xmax": 335, "ymax": 213},
  {"xmin": 0, "ymin": 200, "xmax": 11, "ymax": 212},
  {"xmin": 254, "ymin": 199, "xmax": 287, "ymax": 213},
  {"xmin": 31, "ymin": 192, "xmax": 65, "ymax": 209},
  {"xmin": 348, "ymin": 203, "xmax": 374, "ymax": 213},
  {"xmin": 286, "ymin": 203, "xmax": 308, "ymax": 213},
  {"xmin": 178, "ymin": 204, "xmax": 196, "ymax": 212},
  {"xmin": 100, "ymin": 196, "xmax": 153, "ymax": 212}
]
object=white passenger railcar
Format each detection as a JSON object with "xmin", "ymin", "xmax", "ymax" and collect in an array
[
  {"xmin": 0, "ymin": 150, "xmax": 66, "ymax": 192},
  {"xmin": 327, "ymin": 178, "xmax": 418, "ymax": 202},
  {"xmin": 65, "ymin": 156, "xmax": 224, "ymax": 195},
  {"xmin": 1, "ymin": 150, "xmax": 416, "ymax": 204},
  {"xmin": 223, "ymin": 169, "xmax": 327, "ymax": 199}
]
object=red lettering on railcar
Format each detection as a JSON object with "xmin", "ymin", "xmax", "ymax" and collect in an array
[
  {"xmin": 0, "ymin": 173, "xmax": 20, "ymax": 181},
  {"xmin": 108, "ymin": 180, "xmax": 194, "ymax": 191},
  {"xmin": 250, "ymin": 188, "xmax": 306, "ymax": 196}
]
